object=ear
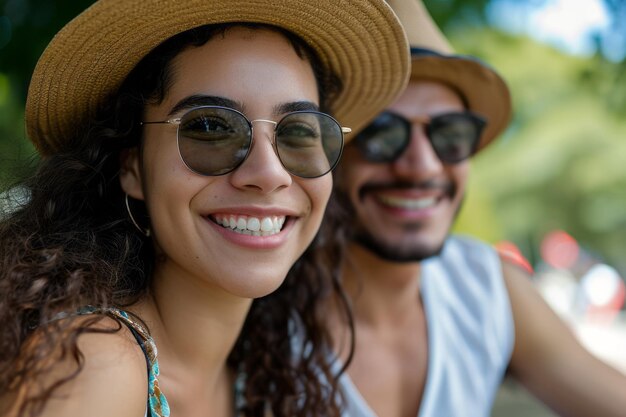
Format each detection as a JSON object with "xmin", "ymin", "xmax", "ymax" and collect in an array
[{"xmin": 119, "ymin": 147, "xmax": 145, "ymax": 200}]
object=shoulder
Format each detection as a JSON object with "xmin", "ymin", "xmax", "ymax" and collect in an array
[
  {"xmin": 500, "ymin": 255, "xmax": 580, "ymax": 367},
  {"xmin": 16, "ymin": 314, "xmax": 148, "ymax": 417},
  {"xmin": 500, "ymin": 255, "xmax": 546, "ymax": 325},
  {"xmin": 500, "ymin": 256, "xmax": 541, "ymax": 305}
]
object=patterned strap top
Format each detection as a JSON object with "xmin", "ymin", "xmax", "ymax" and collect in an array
[{"xmin": 77, "ymin": 306, "xmax": 170, "ymax": 417}]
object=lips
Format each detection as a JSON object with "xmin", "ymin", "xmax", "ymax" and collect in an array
[
  {"xmin": 211, "ymin": 214, "xmax": 286, "ymax": 236},
  {"xmin": 359, "ymin": 180, "xmax": 453, "ymax": 212}
]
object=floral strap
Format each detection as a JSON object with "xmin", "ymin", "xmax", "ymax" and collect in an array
[{"xmin": 77, "ymin": 306, "xmax": 171, "ymax": 417}]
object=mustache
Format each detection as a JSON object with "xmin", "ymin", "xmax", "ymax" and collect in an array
[{"xmin": 358, "ymin": 180, "xmax": 455, "ymax": 201}]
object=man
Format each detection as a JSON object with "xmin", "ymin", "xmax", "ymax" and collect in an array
[{"xmin": 328, "ymin": 1, "xmax": 626, "ymax": 416}]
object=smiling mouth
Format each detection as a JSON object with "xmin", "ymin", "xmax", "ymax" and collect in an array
[
  {"xmin": 376, "ymin": 195, "xmax": 438, "ymax": 210},
  {"xmin": 211, "ymin": 214, "xmax": 286, "ymax": 236}
]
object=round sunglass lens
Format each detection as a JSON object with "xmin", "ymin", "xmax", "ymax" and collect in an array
[
  {"xmin": 356, "ymin": 112, "xmax": 409, "ymax": 162},
  {"xmin": 177, "ymin": 107, "xmax": 251, "ymax": 176},
  {"xmin": 275, "ymin": 112, "xmax": 343, "ymax": 178},
  {"xmin": 429, "ymin": 114, "xmax": 482, "ymax": 163}
]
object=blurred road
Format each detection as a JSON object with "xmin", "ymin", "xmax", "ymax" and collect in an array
[
  {"xmin": 492, "ymin": 379, "xmax": 557, "ymax": 417},
  {"xmin": 492, "ymin": 313, "xmax": 626, "ymax": 416}
]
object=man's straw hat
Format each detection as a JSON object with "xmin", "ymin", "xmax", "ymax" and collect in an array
[
  {"xmin": 386, "ymin": 0, "xmax": 512, "ymax": 151},
  {"xmin": 26, "ymin": 0, "xmax": 411, "ymax": 155}
]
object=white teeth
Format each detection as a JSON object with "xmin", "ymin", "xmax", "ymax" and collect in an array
[
  {"xmin": 212, "ymin": 214, "xmax": 286, "ymax": 236},
  {"xmin": 247, "ymin": 217, "xmax": 261, "ymax": 232},
  {"xmin": 378, "ymin": 195, "xmax": 437, "ymax": 210},
  {"xmin": 261, "ymin": 218, "xmax": 274, "ymax": 232}
]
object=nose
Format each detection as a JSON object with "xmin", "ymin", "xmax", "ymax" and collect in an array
[
  {"xmin": 229, "ymin": 124, "xmax": 292, "ymax": 193},
  {"xmin": 391, "ymin": 125, "xmax": 443, "ymax": 180}
]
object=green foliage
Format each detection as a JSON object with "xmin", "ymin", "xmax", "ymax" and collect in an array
[
  {"xmin": 0, "ymin": 0, "xmax": 94, "ymax": 185},
  {"xmin": 451, "ymin": 28, "xmax": 626, "ymax": 272},
  {"xmin": 0, "ymin": 0, "xmax": 95, "ymax": 97}
]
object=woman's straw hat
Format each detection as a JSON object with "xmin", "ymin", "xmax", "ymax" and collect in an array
[
  {"xmin": 26, "ymin": 0, "xmax": 411, "ymax": 155},
  {"xmin": 386, "ymin": 0, "xmax": 512, "ymax": 152}
]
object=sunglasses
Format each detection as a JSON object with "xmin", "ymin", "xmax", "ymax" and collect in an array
[
  {"xmin": 355, "ymin": 111, "xmax": 487, "ymax": 164},
  {"xmin": 141, "ymin": 106, "xmax": 350, "ymax": 178}
]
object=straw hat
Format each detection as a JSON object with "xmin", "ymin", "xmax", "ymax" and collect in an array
[
  {"xmin": 386, "ymin": 0, "xmax": 512, "ymax": 151},
  {"xmin": 26, "ymin": 0, "xmax": 411, "ymax": 155}
]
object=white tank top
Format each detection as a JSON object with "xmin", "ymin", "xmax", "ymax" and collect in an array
[{"xmin": 339, "ymin": 236, "xmax": 515, "ymax": 417}]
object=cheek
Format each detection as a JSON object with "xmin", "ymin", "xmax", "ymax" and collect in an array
[
  {"xmin": 316, "ymin": 175, "xmax": 334, "ymax": 208},
  {"xmin": 301, "ymin": 175, "xmax": 333, "ymax": 217},
  {"xmin": 449, "ymin": 164, "xmax": 470, "ymax": 200},
  {"xmin": 140, "ymin": 136, "xmax": 202, "ymax": 214},
  {"xmin": 335, "ymin": 149, "xmax": 369, "ymax": 196},
  {"xmin": 342, "ymin": 167, "xmax": 373, "ymax": 207}
]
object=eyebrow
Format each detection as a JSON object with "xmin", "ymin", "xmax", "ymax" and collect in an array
[
  {"xmin": 273, "ymin": 101, "xmax": 320, "ymax": 115},
  {"xmin": 169, "ymin": 95, "xmax": 242, "ymax": 116},
  {"xmin": 168, "ymin": 95, "xmax": 320, "ymax": 118}
]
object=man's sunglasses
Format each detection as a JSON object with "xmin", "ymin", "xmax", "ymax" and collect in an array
[
  {"xmin": 354, "ymin": 111, "xmax": 487, "ymax": 164},
  {"xmin": 142, "ymin": 105, "xmax": 350, "ymax": 178}
]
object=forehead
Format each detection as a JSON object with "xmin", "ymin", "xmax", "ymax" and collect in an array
[
  {"xmin": 163, "ymin": 27, "xmax": 318, "ymax": 111},
  {"xmin": 388, "ymin": 80, "xmax": 465, "ymax": 117}
]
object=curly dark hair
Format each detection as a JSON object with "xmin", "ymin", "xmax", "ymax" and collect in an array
[{"xmin": 0, "ymin": 23, "xmax": 353, "ymax": 417}]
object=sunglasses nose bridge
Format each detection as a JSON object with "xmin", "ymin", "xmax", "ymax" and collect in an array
[
  {"xmin": 404, "ymin": 120, "xmax": 432, "ymax": 152},
  {"xmin": 249, "ymin": 118, "xmax": 280, "ymax": 155},
  {"xmin": 406, "ymin": 115, "xmax": 431, "ymax": 140},
  {"xmin": 250, "ymin": 118, "xmax": 277, "ymax": 133},
  {"xmin": 392, "ymin": 121, "xmax": 443, "ymax": 173},
  {"xmin": 244, "ymin": 119, "xmax": 292, "ymax": 175}
]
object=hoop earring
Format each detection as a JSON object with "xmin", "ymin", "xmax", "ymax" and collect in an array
[{"xmin": 125, "ymin": 193, "xmax": 150, "ymax": 237}]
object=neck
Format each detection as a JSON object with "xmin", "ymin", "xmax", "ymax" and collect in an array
[
  {"xmin": 341, "ymin": 242, "xmax": 423, "ymax": 327},
  {"xmin": 135, "ymin": 264, "xmax": 252, "ymax": 389}
]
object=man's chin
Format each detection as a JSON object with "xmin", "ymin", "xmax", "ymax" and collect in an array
[{"xmin": 354, "ymin": 232, "xmax": 444, "ymax": 263}]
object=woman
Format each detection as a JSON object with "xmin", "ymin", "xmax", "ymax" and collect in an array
[{"xmin": 0, "ymin": 1, "xmax": 409, "ymax": 416}]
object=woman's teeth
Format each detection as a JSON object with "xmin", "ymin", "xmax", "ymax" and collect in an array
[{"xmin": 213, "ymin": 214, "xmax": 286, "ymax": 236}]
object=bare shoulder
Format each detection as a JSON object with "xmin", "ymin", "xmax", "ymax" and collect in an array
[
  {"xmin": 499, "ymin": 254, "xmax": 582, "ymax": 373},
  {"xmin": 499, "ymin": 255, "xmax": 545, "ymax": 305},
  {"xmin": 6, "ymin": 315, "xmax": 149, "ymax": 417},
  {"xmin": 499, "ymin": 254, "xmax": 578, "ymax": 354}
]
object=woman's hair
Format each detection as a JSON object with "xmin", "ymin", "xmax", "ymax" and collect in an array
[{"xmin": 0, "ymin": 23, "xmax": 352, "ymax": 417}]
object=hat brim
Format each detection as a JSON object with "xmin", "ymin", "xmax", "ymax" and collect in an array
[
  {"xmin": 410, "ymin": 50, "xmax": 511, "ymax": 152},
  {"xmin": 26, "ymin": 0, "xmax": 410, "ymax": 154}
]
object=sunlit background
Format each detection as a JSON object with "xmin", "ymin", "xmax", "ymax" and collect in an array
[
  {"xmin": 1, "ymin": 1, "xmax": 625, "ymax": 415},
  {"xmin": 430, "ymin": 1, "xmax": 626, "ymax": 415}
]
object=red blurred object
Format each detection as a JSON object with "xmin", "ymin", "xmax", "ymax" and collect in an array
[
  {"xmin": 540, "ymin": 230, "xmax": 579, "ymax": 269},
  {"xmin": 495, "ymin": 241, "xmax": 534, "ymax": 274}
]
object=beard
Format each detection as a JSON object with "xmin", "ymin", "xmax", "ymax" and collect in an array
[
  {"xmin": 354, "ymin": 226, "xmax": 445, "ymax": 263},
  {"xmin": 340, "ymin": 179, "xmax": 464, "ymax": 263}
]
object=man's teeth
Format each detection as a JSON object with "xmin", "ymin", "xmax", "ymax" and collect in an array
[
  {"xmin": 377, "ymin": 195, "xmax": 437, "ymax": 209},
  {"xmin": 213, "ymin": 214, "xmax": 285, "ymax": 236}
]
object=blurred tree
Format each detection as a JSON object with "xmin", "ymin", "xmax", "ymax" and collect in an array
[
  {"xmin": 453, "ymin": 28, "xmax": 626, "ymax": 273},
  {"xmin": 0, "ymin": 0, "xmax": 94, "ymax": 98},
  {"xmin": 0, "ymin": 0, "xmax": 94, "ymax": 183},
  {"xmin": 426, "ymin": 0, "xmax": 626, "ymax": 114}
]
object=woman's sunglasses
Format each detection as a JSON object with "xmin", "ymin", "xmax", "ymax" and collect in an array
[
  {"xmin": 354, "ymin": 111, "xmax": 487, "ymax": 164},
  {"xmin": 142, "ymin": 106, "xmax": 350, "ymax": 178}
]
